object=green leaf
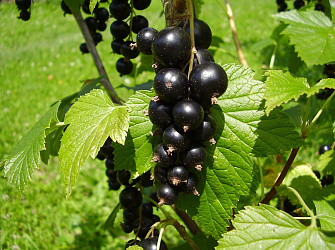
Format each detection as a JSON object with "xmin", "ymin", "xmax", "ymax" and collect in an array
[
  {"xmin": 216, "ymin": 204, "xmax": 335, "ymax": 249},
  {"xmin": 59, "ymin": 89, "xmax": 129, "ymax": 198},
  {"xmin": 104, "ymin": 202, "xmax": 121, "ymax": 230},
  {"xmin": 113, "ymin": 90, "xmax": 160, "ymax": 177},
  {"xmin": 89, "ymin": 0, "xmax": 99, "ymax": 14},
  {"xmin": 172, "ymin": 232, "xmax": 217, "ymax": 250},
  {"xmin": 250, "ymin": 38, "xmax": 275, "ymax": 52},
  {"xmin": 64, "ymin": 0, "xmax": 81, "ymax": 14},
  {"xmin": 3, "ymin": 102, "xmax": 61, "ymax": 193},
  {"xmin": 273, "ymin": 10, "xmax": 335, "ymax": 66},
  {"xmin": 313, "ymin": 187, "xmax": 335, "ymax": 231},
  {"xmin": 127, "ymin": 246, "xmax": 143, "ymax": 250},
  {"xmin": 318, "ymin": 150, "xmax": 335, "ymax": 176},
  {"xmin": 176, "ymin": 64, "xmax": 303, "ymax": 239},
  {"xmin": 264, "ymin": 70, "xmax": 335, "ymax": 114}
]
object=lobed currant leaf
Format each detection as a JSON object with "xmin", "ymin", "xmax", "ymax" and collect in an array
[{"xmin": 312, "ymin": 187, "xmax": 335, "ymax": 231}]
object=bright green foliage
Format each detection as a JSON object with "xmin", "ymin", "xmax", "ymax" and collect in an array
[
  {"xmin": 172, "ymin": 233, "xmax": 218, "ymax": 250},
  {"xmin": 3, "ymin": 102, "xmax": 61, "ymax": 193},
  {"xmin": 176, "ymin": 64, "xmax": 303, "ymax": 239},
  {"xmin": 89, "ymin": 0, "xmax": 99, "ymax": 13},
  {"xmin": 313, "ymin": 188, "xmax": 335, "ymax": 231},
  {"xmin": 277, "ymin": 164, "xmax": 321, "ymax": 206},
  {"xmin": 216, "ymin": 204, "xmax": 335, "ymax": 249},
  {"xmin": 318, "ymin": 150, "xmax": 335, "ymax": 175},
  {"xmin": 113, "ymin": 90, "xmax": 160, "ymax": 178},
  {"xmin": 104, "ymin": 202, "xmax": 121, "ymax": 230},
  {"xmin": 64, "ymin": 0, "xmax": 81, "ymax": 14},
  {"xmin": 59, "ymin": 89, "xmax": 129, "ymax": 198},
  {"xmin": 273, "ymin": 10, "xmax": 335, "ymax": 66},
  {"xmin": 127, "ymin": 246, "xmax": 143, "ymax": 250},
  {"xmin": 264, "ymin": 70, "xmax": 335, "ymax": 114}
]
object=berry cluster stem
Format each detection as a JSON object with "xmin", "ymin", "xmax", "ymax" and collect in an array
[
  {"xmin": 186, "ymin": 0, "xmax": 197, "ymax": 78},
  {"xmin": 72, "ymin": 11, "xmax": 122, "ymax": 104}
]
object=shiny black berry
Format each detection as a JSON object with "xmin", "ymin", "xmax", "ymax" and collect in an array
[
  {"xmin": 110, "ymin": 20, "xmax": 130, "ymax": 40},
  {"xmin": 19, "ymin": 10, "xmax": 30, "ymax": 21},
  {"xmin": 177, "ymin": 172, "xmax": 199, "ymax": 196},
  {"xmin": 152, "ymin": 27, "xmax": 191, "ymax": 68},
  {"xmin": 152, "ymin": 143, "xmax": 177, "ymax": 166},
  {"xmin": 85, "ymin": 17, "xmax": 97, "ymax": 34},
  {"xmin": 119, "ymin": 187, "xmax": 143, "ymax": 211},
  {"xmin": 193, "ymin": 49, "xmax": 215, "ymax": 65},
  {"xmin": 116, "ymin": 58, "xmax": 133, "ymax": 76},
  {"xmin": 185, "ymin": 18, "xmax": 212, "ymax": 49},
  {"xmin": 122, "ymin": 221, "xmax": 134, "ymax": 233},
  {"xmin": 108, "ymin": 178, "xmax": 121, "ymax": 190},
  {"xmin": 133, "ymin": 0, "xmax": 151, "ymax": 10},
  {"xmin": 136, "ymin": 27, "xmax": 158, "ymax": 55},
  {"xmin": 105, "ymin": 157, "xmax": 115, "ymax": 170},
  {"xmin": 294, "ymin": 0, "xmax": 305, "ymax": 9},
  {"xmin": 111, "ymin": 39, "xmax": 124, "ymax": 54},
  {"xmin": 154, "ymin": 68, "xmax": 188, "ymax": 104},
  {"xmin": 123, "ymin": 209, "xmax": 139, "ymax": 222},
  {"xmin": 132, "ymin": 15, "xmax": 149, "ymax": 34},
  {"xmin": 157, "ymin": 183, "xmax": 178, "ymax": 205},
  {"xmin": 172, "ymin": 99, "xmax": 204, "ymax": 132},
  {"xmin": 319, "ymin": 144, "xmax": 331, "ymax": 155},
  {"xmin": 97, "ymin": 21, "xmax": 107, "ymax": 31},
  {"xmin": 148, "ymin": 100, "xmax": 173, "ymax": 129},
  {"xmin": 141, "ymin": 237, "xmax": 168, "ymax": 250},
  {"xmin": 149, "ymin": 192, "xmax": 159, "ymax": 207},
  {"xmin": 168, "ymin": 165, "xmax": 188, "ymax": 186},
  {"xmin": 92, "ymin": 32, "xmax": 103, "ymax": 44},
  {"xmin": 284, "ymin": 198, "xmax": 296, "ymax": 213},
  {"xmin": 80, "ymin": 43, "xmax": 89, "ymax": 54},
  {"xmin": 106, "ymin": 168, "xmax": 117, "ymax": 179},
  {"xmin": 313, "ymin": 170, "xmax": 321, "ymax": 180},
  {"xmin": 190, "ymin": 114, "xmax": 217, "ymax": 144},
  {"xmin": 151, "ymin": 214, "xmax": 160, "ymax": 224},
  {"xmin": 141, "ymin": 171, "xmax": 154, "ymax": 187},
  {"xmin": 321, "ymin": 175, "xmax": 334, "ymax": 187},
  {"xmin": 134, "ymin": 217, "xmax": 153, "ymax": 238},
  {"xmin": 141, "ymin": 203, "xmax": 153, "ymax": 218},
  {"xmin": 162, "ymin": 125, "xmax": 189, "ymax": 153},
  {"xmin": 95, "ymin": 8, "xmax": 109, "ymax": 22},
  {"xmin": 100, "ymin": 137, "xmax": 114, "ymax": 157},
  {"xmin": 61, "ymin": 0, "xmax": 72, "ymax": 15},
  {"xmin": 109, "ymin": 0, "xmax": 131, "ymax": 20},
  {"xmin": 278, "ymin": 3, "xmax": 287, "ymax": 12},
  {"xmin": 120, "ymin": 41, "xmax": 140, "ymax": 59},
  {"xmin": 15, "ymin": 0, "xmax": 31, "ymax": 11},
  {"xmin": 154, "ymin": 165, "xmax": 168, "ymax": 183},
  {"xmin": 117, "ymin": 170, "xmax": 132, "ymax": 186},
  {"xmin": 182, "ymin": 144, "xmax": 207, "ymax": 171}
]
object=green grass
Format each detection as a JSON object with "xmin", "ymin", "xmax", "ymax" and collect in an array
[{"xmin": 0, "ymin": 0, "xmax": 334, "ymax": 249}]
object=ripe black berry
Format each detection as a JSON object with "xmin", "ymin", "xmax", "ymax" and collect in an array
[
  {"xmin": 136, "ymin": 27, "xmax": 158, "ymax": 55},
  {"xmin": 172, "ymin": 99, "xmax": 204, "ymax": 132},
  {"xmin": 278, "ymin": 3, "xmax": 287, "ymax": 12},
  {"xmin": 116, "ymin": 57, "xmax": 133, "ymax": 76},
  {"xmin": 319, "ymin": 144, "xmax": 330, "ymax": 155},
  {"xmin": 120, "ymin": 41, "xmax": 140, "ymax": 59},
  {"xmin": 151, "ymin": 214, "xmax": 160, "ymax": 224},
  {"xmin": 106, "ymin": 168, "xmax": 117, "ymax": 179},
  {"xmin": 119, "ymin": 187, "xmax": 143, "ymax": 211},
  {"xmin": 193, "ymin": 49, "xmax": 215, "ymax": 65},
  {"xmin": 100, "ymin": 137, "xmax": 114, "ymax": 157},
  {"xmin": 61, "ymin": 0, "xmax": 72, "ymax": 15},
  {"xmin": 152, "ymin": 27, "xmax": 191, "ymax": 68},
  {"xmin": 190, "ymin": 114, "xmax": 217, "ymax": 144},
  {"xmin": 284, "ymin": 198, "xmax": 296, "ymax": 213},
  {"xmin": 182, "ymin": 144, "xmax": 207, "ymax": 171},
  {"xmin": 168, "ymin": 165, "xmax": 188, "ymax": 186},
  {"xmin": 134, "ymin": 217, "xmax": 153, "ymax": 238},
  {"xmin": 148, "ymin": 100, "xmax": 173, "ymax": 129},
  {"xmin": 97, "ymin": 21, "xmax": 107, "ymax": 31},
  {"xmin": 313, "ymin": 170, "xmax": 321, "ymax": 180},
  {"xmin": 80, "ymin": 43, "xmax": 89, "ymax": 54},
  {"xmin": 149, "ymin": 192, "xmax": 159, "ymax": 207},
  {"xmin": 109, "ymin": 0, "xmax": 131, "ymax": 20},
  {"xmin": 321, "ymin": 175, "xmax": 334, "ymax": 187},
  {"xmin": 133, "ymin": 0, "xmax": 151, "ymax": 10},
  {"xmin": 123, "ymin": 209, "xmax": 139, "ymax": 222},
  {"xmin": 185, "ymin": 18, "xmax": 212, "ymax": 49},
  {"xmin": 157, "ymin": 183, "xmax": 178, "ymax": 205},
  {"xmin": 95, "ymin": 8, "xmax": 109, "ymax": 22},
  {"xmin": 110, "ymin": 20, "xmax": 130, "ymax": 40},
  {"xmin": 108, "ymin": 178, "xmax": 121, "ymax": 190},
  {"xmin": 154, "ymin": 165, "xmax": 168, "ymax": 183},
  {"xmin": 132, "ymin": 15, "xmax": 149, "ymax": 34},
  {"xmin": 294, "ymin": 0, "xmax": 305, "ymax": 9},
  {"xmin": 122, "ymin": 221, "xmax": 134, "ymax": 233},
  {"xmin": 189, "ymin": 62, "xmax": 228, "ymax": 106},
  {"xmin": 162, "ymin": 125, "xmax": 189, "ymax": 153},
  {"xmin": 92, "ymin": 32, "xmax": 103, "ymax": 44},
  {"xmin": 96, "ymin": 151, "xmax": 105, "ymax": 160},
  {"xmin": 141, "ymin": 203, "xmax": 153, "ymax": 218},
  {"xmin": 153, "ymin": 68, "xmax": 188, "ymax": 104},
  {"xmin": 315, "ymin": 3, "xmax": 325, "ymax": 12},
  {"xmin": 141, "ymin": 171, "xmax": 154, "ymax": 187},
  {"xmin": 85, "ymin": 17, "xmax": 98, "ymax": 34},
  {"xmin": 15, "ymin": 0, "xmax": 31, "ymax": 11},
  {"xmin": 111, "ymin": 39, "xmax": 124, "ymax": 54},
  {"xmin": 152, "ymin": 143, "xmax": 177, "ymax": 166},
  {"xmin": 19, "ymin": 10, "xmax": 30, "ymax": 21},
  {"xmin": 177, "ymin": 172, "xmax": 199, "ymax": 196},
  {"xmin": 140, "ymin": 237, "xmax": 168, "ymax": 250},
  {"xmin": 117, "ymin": 170, "xmax": 132, "ymax": 186}
]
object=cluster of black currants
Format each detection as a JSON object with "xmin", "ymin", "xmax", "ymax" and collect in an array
[
  {"xmin": 61, "ymin": 0, "xmax": 110, "ymax": 54},
  {"xmin": 276, "ymin": 0, "xmax": 325, "ymax": 12},
  {"xmin": 316, "ymin": 64, "xmax": 335, "ymax": 99},
  {"xmin": 314, "ymin": 0, "xmax": 325, "ymax": 12},
  {"xmin": 139, "ymin": 18, "xmax": 228, "ymax": 206},
  {"xmin": 15, "ymin": 0, "xmax": 31, "ymax": 21},
  {"xmin": 109, "ymin": 0, "xmax": 151, "ymax": 76}
]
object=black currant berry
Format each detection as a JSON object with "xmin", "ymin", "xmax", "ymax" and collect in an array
[
  {"xmin": 61, "ymin": 0, "xmax": 72, "ymax": 15},
  {"xmin": 157, "ymin": 183, "xmax": 178, "ymax": 205},
  {"xmin": 152, "ymin": 143, "xmax": 177, "ymax": 167},
  {"xmin": 162, "ymin": 125, "xmax": 189, "ymax": 153},
  {"xmin": 316, "ymin": 88, "xmax": 334, "ymax": 100},
  {"xmin": 120, "ymin": 41, "xmax": 140, "ymax": 59},
  {"xmin": 323, "ymin": 64, "xmax": 335, "ymax": 78},
  {"xmin": 92, "ymin": 32, "xmax": 103, "ymax": 44},
  {"xmin": 154, "ymin": 68, "xmax": 188, "ymax": 104},
  {"xmin": 108, "ymin": 178, "xmax": 121, "ymax": 190},
  {"xmin": 141, "ymin": 237, "xmax": 168, "ymax": 250},
  {"xmin": 177, "ymin": 172, "xmax": 199, "ymax": 196},
  {"xmin": 97, "ymin": 21, "xmax": 107, "ymax": 31},
  {"xmin": 151, "ymin": 214, "xmax": 160, "ymax": 224},
  {"xmin": 80, "ymin": 43, "xmax": 89, "ymax": 54},
  {"xmin": 100, "ymin": 137, "xmax": 114, "ymax": 157},
  {"xmin": 278, "ymin": 3, "xmax": 287, "ymax": 12},
  {"xmin": 117, "ymin": 170, "xmax": 132, "ymax": 186},
  {"xmin": 172, "ymin": 99, "xmax": 204, "ymax": 132},
  {"xmin": 116, "ymin": 57, "xmax": 133, "ymax": 76},
  {"xmin": 141, "ymin": 203, "xmax": 153, "ymax": 218},
  {"xmin": 141, "ymin": 171, "xmax": 154, "ymax": 187},
  {"xmin": 321, "ymin": 175, "xmax": 334, "ymax": 187},
  {"xmin": 96, "ymin": 151, "xmax": 106, "ymax": 160},
  {"xmin": 185, "ymin": 18, "xmax": 212, "ymax": 49},
  {"xmin": 134, "ymin": 217, "xmax": 153, "ymax": 239},
  {"xmin": 15, "ymin": 0, "xmax": 31, "ymax": 11},
  {"xmin": 313, "ymin": 170, "xmax": 321, "ymax": 180},
  {"xmin": 95, "ymin": 8, "xmax": 109, "ymax": 22},
  {"xmin": 168, "ymin": 165, "xmax": 188, "ymax": 186},
  {"xmin": 284, "ymin": 198, "xmax": 296, "ymax": 213},
  {"xmin": 136, "ymin": 27, "xmax": 158, "ymax": 55},
  {"xmin": 193, "ymin": 49, "xmax": 215, "ymax": 65},
  {"xmin": 276, "ymin": 0, "xmax": 285, "ymax": 5},
  {"xmin": 132, "ymin": 15, "xmax": 149, "ymax": 34},
  {"xmin": 82, "ymin": 0, "xmax": 98, "ymax": 14},
  {"xmin": 182, "ymin": 144, "xmax": 207, "ymax": 171},
  {"xmin": 125, "ymin": 239, "xmax": 140, "ymax": 249},
  {"xmin": 315, "ymin": 3, "xmax": 325, "ymax": 12},
  {"xmin": 119, "ymin": 187, "xmax": 143, "ymax": 211},
  {"xmin": 294, "ymin": 0, "xmax": 305, "ymax": 9},
  {"xmin": 149, "ymin": 192, "xmax": 159, "ymax": 207},
  {"xmin": 111, "ymin": 39, "xmax": 124, "ymax": 54},
  {"xmin": 122, "ymin": 221, "xmax": 134, "ymax": 233},
  {"xmin": 319, "ymin": 144, "xmax": 330, "ymax": 155},
  {"xmin": 110, "ymin": 20, "xmax": 130, "ymax": 40},
  {"xmin": 189, "ymin": 62, "xmax": 228, "ymax": 106},
  {"xmin": 106, "ymin": 168, "xmax": 117, "ymax": 179},
  {"xmin": 148, "ymin": 100, "xmax": 173, "ymax": 129},
  {"xmin": 190, "ymin": 114, "xmax": 217, "ymax": 144},
  {"xmin": 85, "ymin": 17, "xmax": 97, "ymax": 34},
  {"xmin": 109, "ymin": 0, "xmax": 131, "ymax": 20},
  {"xmin": 154, "ymin": 165, "xmax": 168, "ymax": 183},
  {"xmin": 105, "ymin": 157, "xmax": 115, "ymax": 170},
  {"xmin": 19, "ymin": 10, "xmax": 30, "ymax": 21},
  {"xmin": 123, "ymin": 209, "xmax": 139, "ymax": 222},
  {"xmin": 133, "ymin": 0, "xmax": 151, "ymax": 10},
  {"xmin": 152, "ymin": 27, "xmax": 191, "ymax": 68}
]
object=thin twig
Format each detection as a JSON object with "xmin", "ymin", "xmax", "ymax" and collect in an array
[
  {"xmin": 73, "ymin": 12, "xmax": 122, "ymax": 104},
  {"xmin": 172, "ymin": 205, "xmax": 201, "ymax": 236},
  {"xmin": 225, "ymin": 0, "xmax": 249, "ymax": 67},
  {"xmin": 260, "ymin": 147, "xmax": 300, "ymax": 204},
  {"xmin": 173, "ymin": 220, "xmax": 200, "ymax": 250}
]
